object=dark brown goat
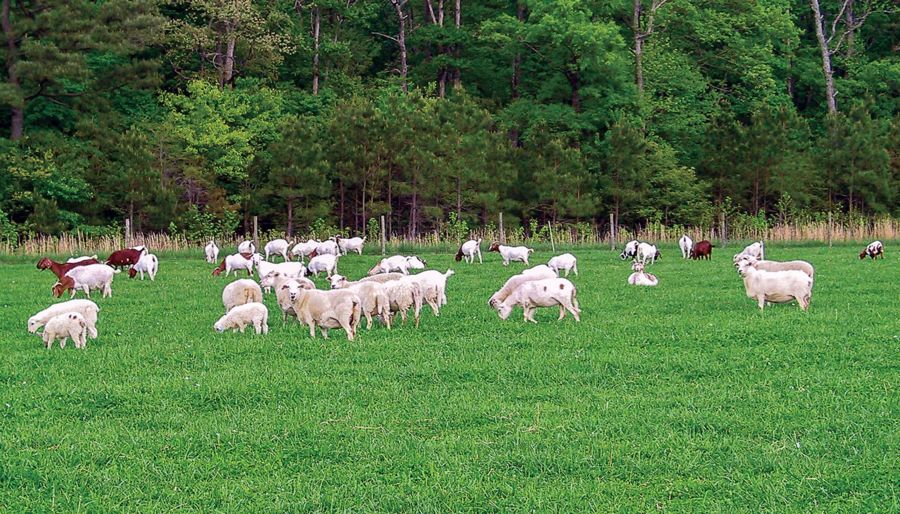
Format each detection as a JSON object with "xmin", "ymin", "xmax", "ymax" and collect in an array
[
  {"xmin": 36, "ymin": 257, "xmax": 100, "ymax": 279},
  {"xmin": 690, "ymin": 240, "xmax": 714, "ymax": 260},
  {"xmin": 105, "ymin": 249, "xmax": 143, "ymax": 269}
]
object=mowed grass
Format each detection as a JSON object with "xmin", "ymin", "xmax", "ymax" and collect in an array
[{"xmin": 0, "ymin": 244, "xmax": 897, "ymax": 512}]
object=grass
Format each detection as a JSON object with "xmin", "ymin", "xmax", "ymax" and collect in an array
[{"xmin": 0, "ymin": 244, "xmax": 897, "ymax": 512}]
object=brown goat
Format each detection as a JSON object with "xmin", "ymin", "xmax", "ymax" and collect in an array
[
  {"xmin": 690, "ymin": 240, "xmax": 714, "ymax": 260},
  {"xmin": 36, "ymin": 257, "xmax": 100, "ymax": 279}
]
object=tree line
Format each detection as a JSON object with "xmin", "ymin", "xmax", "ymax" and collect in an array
[{"xmin": 0, "ymin": 0, "xmax": 897, "ymax": 239}]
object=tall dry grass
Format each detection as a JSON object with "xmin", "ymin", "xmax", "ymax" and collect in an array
[{"xmin": 2, "ymin": 219, "xmax": 896, "ymax": 256}]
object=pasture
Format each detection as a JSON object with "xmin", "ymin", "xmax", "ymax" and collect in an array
[{"xmin": 1, "ymin": 244, "xmax": 897, "ymax": 511}]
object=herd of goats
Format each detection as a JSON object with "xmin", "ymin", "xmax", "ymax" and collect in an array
[{"xmin": 23, "ymin": 235, "xmax": 887, "ymax": 349}]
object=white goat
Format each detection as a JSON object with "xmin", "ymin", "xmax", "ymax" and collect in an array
[
  {"xmin": 455, "ymin": 239, "xmax": 483, "ymax": 264},
  {"xmin": 636, "ymin": 242, "xmax": 660, "ymax": 265},
  {"xmin": 307, "ymin": 254, "xmax": 339, "ymax": 277},
  {"xmin": 53, "ymin": 264, "xmax": 116, "ymax": 299},
  {"xmin": 66, "ymin": 255, "xmax": 98, "ymax": 263},
  {"xmin": 488, "ymin": 242, "xmax": 533, "ymax": 266},
  {"xmin": 257, "ymin": 261, "xmax": 307, "ymax": 292},
  {"xmin": 213, "ymin": 253, "xmax": 261, "ymax": 277},
  {"xmin": 733, "ymin": 241, "xmax": 765, "ymax": 263},
  {"xmin": 264, "ymin": 239, "xmax": 292, "ymax": 262},
  {"xmin": 205, "ymin": 241, "xmax": 219, "ymax": 264},
  {"xmin": 368, "ymin": 255, "xmax": 427, "ymax": 275},
  {"xmin": 290, "ymin": 239, "xmax": 319, "ymax": 262},
  {"xmin": 495, "ymin": 278, "xmax": 581, "ymax": 323},
  {"xmin": 238, "ymin": 240, "xmax": 256, "ymax": 255},
  {"xmin": 336, "ymin": 236, "xmax": 366, "ymax": 255},
  {"xmin": 860, "ymin": 240, "xmax": 884, "ymax": 260},
  {"xmin": 627, "ymin": 261, "xmax": 658, "ymax": 286},
  {"xmin": 130, "ymin": 253, "xmax": 158, "ymax": 281},
  {"xmin": 547, "ymin": 253, "xmax": 578, "ymax": 276},
  {"xmin": 737, "ymin": 260, "xmax": 812, "ymax": 311},
  {"xmin": 312, "ymin": 239, "xmax": 340, "ymax": 257},
  {"xmin": 679, "ymin": 235, "xmax": 693, "ymax": 259},
  {"xmin": 214, "ymin": 302, "xmax": 269, "ymax": 334}
]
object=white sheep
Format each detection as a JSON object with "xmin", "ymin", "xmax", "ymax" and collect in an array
[
  {"xmin": 336, "ymin": 236, "xmax": 366, "ymax": 255},
  {"xmin": 222, "ymin": 279, "xmax": 263, "ymax": 313},
  {"xmin": 291, "ymin": 288, "xmax": 361, "ymax": 340},
  {"xmin": 272, "ymin": 273, "xmax": 316, "ymax": 322},
  {"xmin": 213, "ymin": 253, "xmax": 261, "ymax": 277},
  {"xmin": 52, "ymin": 264, "xmax": 116, "ymax": 299},
  {"xmin": 495, "ymin": 278, "xmax": 581, "ymax": 323},
  {"xmin": 66, "ymin": 255, "xmax": 98, "ymax": 263},
  {"xmin": 368, "ymin": 255, "xmax": 427, "ymax": 275},
  {"xmin": 547, "ymin": 253, "xmax": 578, "ymax": 276},
  {"xmin": 735, "ymin": 256, "xmax": 815, "ymax": 280},
  {"xmin": 381, "ymin": 278, "xmax": 424, "ymax": 327},
  {"xmin": 214, "ymin": 302, "xmax": 269, "ymax": 334},
  {"xmin": 679, "ymin": 235, "xmax": 693, "ymax": 259},
  {"xmin": 264, "ymin": 239, "xmax": 292, "ymax": 262},
  {"xmin": 636, "ymin": 242, "xmax": 660, "ymax": 265},
  {"xmin": 400, "ymin": 269, "xmax": 455, "ymax": 316},
  {"xmin": 257, "ymin": 261, "xmax": 307, "ymax": 292},
  {"xmin": 336, "ymin": 280, "xmax": 391, "ymax": 329},
  {"xmin": 41, "ymin": 312, "xmax": 88, "ymax": 349},
  {"xmin": 488, "ymin": 242, "xmax": 533, "ymax": 266},
  {"xmin": 307, "ymin": 254, "xmax": 339, "ymax": 277},
  {"xmin": 455, "ymin": 238, "xmax": 483, "ymax": 264},
  {"xmin": 627, "ymin": 261, "xmax": 658, "ymax": 286},
  {"xmin": 488, "ymin": 267, "xmax": 557, "ymax": 308},
  {"xmin": 290, "ymin": 239, "xmax": 319, "ymax": 262},
  {"xmin": 736, "ymin": 260, "xmax": 812, "ymax": 311},
  {"xmin": 357, "ymin": 272, "xmax": 405, "ymax": 284},
  {"xmin": 205, "ymin": 241, "xmax": 220, "ymax": 264},
  {"xmin": 130, "ymin": 253, "xmax": 158, "ymax": 281},
  {"xmin": 238, "ymin": 240, "xmax": 256, "ymax": 255},
  {"xmin": 260, "ymin": 269, "xmax": 315, "ymax": 294},
  {"xmin": 28, "ymin": 299, "xmax": 100, "ymax": 340},
  {"xmin": 620, "ymin": 240, "xmax": 641, "ymax": 260},
  {"xmin": 733, "ymin": 241, "xmax": 765, "ymax": 263}
]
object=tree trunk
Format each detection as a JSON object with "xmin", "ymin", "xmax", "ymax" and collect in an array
[
  {"xmin": 312, "ymin": 7, "xmax": 321, "ymax": 95},
  {"xmin": 633, "ymin": 0, "xmax": 644, "ymax": 95},
  {"xmin": 810, "ymin": 0, "xmax": 838, "ymax": 114},
  {"xmin": 452, "ymin": 0, "xmax": 461, "ymax": 89},
  {"xmin": 1, "ymin": 0, "xmax": 23, "ymax": 140},
  {"xmin": 456, "ymin": 172, "xmax": 462, "ymax": 215},
  {"xmin": 565, "ymin": 68, "xmax": 580, "ymax": 112},
  {"xmin": 390, "ymin": 0, "xmax": 408, "ymax": 93},
  {"xmin": 286, "ymin": 198, "xmax": 294, "ymax": 237},
  {"xmin": 339, "ymin": 179, "xmax": 345, "ymax": 229},
  {"xmin": 222, "ymin": 26, "xmax": 237, "ymax": 87},
  {"xmin": 844, "ymin": 0, "xmax": 855, "ymax": 57}
]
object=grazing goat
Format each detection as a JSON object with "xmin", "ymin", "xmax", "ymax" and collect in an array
[
  {"xmin": 547, "ymin": 253, "xmax": 578, "ymax": 276},
  {"xmin": 264, "ymin": 239, "xmax": 292, "ymax": 262},
  {"xmin": 52, "ymin": 264, "xmax": 116, "ymax": 299},
  {"xmin": 455, "ymin": 239, "xmax": 483, "ymax": 264},
  {"xmin": 488, "ymin": 242, "xmax": 533, "ymax": 266},
  {"xmin": 733, "ymin": 241, "xmax": 765, "ymax": 263},
  {"xmin": 488, "ymin": 267, "xmax": 557, "ymax": 308},
  {"xmin": 636, "ymin": 242, "xmax": 660, "ymax": 264},
  {"xmin": 212, "ymin": 253, "xmax": 260, "ymax": 277},
  {"xmin": 859, "ymin": 240, "xmax": 884, "ymax": 260},
  {"xmin": 690, "ymin": 240, "xmax": 714, "ymax": 260},
  {"xmin": 37, "ymin": 257, "xmax": 100, "ymax": 280},
  {"xmin": 106, "ymin": 248, "xmax": 144, "ymax": 269},
  {"xmin": 620, "ymin": 240, "xmax": 641, "ymax": 260},
  {"xmin": 336, "ymin": 236, "xmax": 366, "ymax": 255}
]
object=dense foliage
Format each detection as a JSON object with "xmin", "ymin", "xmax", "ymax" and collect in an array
[{"xmin": 1, "ymin": 0, "xmax": 897, "ymax": 237}]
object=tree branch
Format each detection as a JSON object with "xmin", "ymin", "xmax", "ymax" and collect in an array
[{"xmin": 372, "ymin": 31, "xmax": 399, "ymax": 43}]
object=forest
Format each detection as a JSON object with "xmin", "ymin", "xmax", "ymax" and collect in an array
[{"xmin": 0, "ymin": 0, "xmax": 897, "ymax": 240}]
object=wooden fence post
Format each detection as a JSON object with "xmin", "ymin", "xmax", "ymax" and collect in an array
[
  {"xmin": 609, "ymin": 213, "xmax": 615, "ymax": 250},
  {"xmin": 499, "ymin": 212, "xmax": 505, "ymax": 243},
  {"xmin": 548, "ymin": 222, "xmax": 556, "ymax": 252},
  {"xmin": 827, "ymin": 211, "xmax": 833, "ymax": 248},
  {"xmin": 124, "ymin": 218, "xmax": 131, "ymax": 247},
  {"xmin": 252, "ymin": 216, "xmax": 259, "ymax": 251},
  {"xmin": 719, "ymin": 212, "xmax": 727, "ymax": 248},
  {"xmin": 380, "ymin": 215, "xmax": 386, "ymax": 256}
]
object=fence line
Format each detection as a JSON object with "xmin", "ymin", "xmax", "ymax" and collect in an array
[{"xmin": 1, "ymin": 219, "xmax": 896, "ymax": 256}]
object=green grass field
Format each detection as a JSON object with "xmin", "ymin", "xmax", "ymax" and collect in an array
[{"xmin": 1, "ymin": 244, "xmax": 897, "ymax": 511}]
